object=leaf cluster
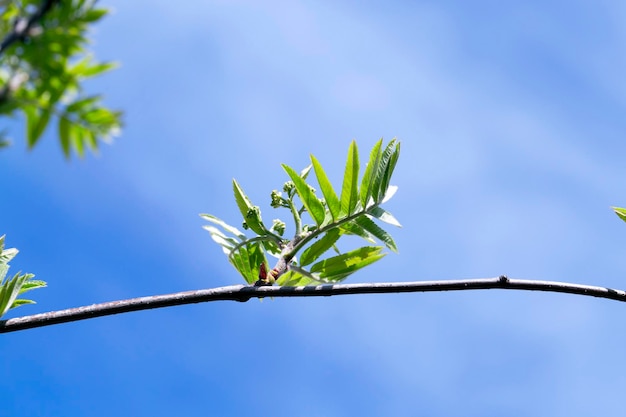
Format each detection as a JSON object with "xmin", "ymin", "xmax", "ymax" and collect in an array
[
  {"xmin": 202, "ymin": 138, "xmax": 401, "ymax": 286},
  {"xmin": 0, "ymin": 0, "xmax": 121, "ymax": 157},
  {"xmin": 0, "ymin": 235, "xmax": 46, "ymax": 319}
]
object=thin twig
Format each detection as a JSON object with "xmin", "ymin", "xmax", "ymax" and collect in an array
[
  {"xmin": 0, "ymin": 0, "xmax": 59, "ymax": 56},
  {"xmin": 2, "ymin": 276, "xmax": 626, "ymax": 334}
]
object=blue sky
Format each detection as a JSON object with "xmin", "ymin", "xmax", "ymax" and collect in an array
[{"xmin": 3, "ymin": 0, "xmax": 626, "ymax": 415}]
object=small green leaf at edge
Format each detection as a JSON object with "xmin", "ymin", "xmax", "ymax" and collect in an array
[
  {"xmin": 613, "ymin": 207, "xmax": 626, "ymax": 223},
  {"xmin": 282, "ymin": 164, "xmax": 326, "ymax": 226},
  {"xmin": 0, "ymin": 273, "xmax": 26, "ymax": 317}
]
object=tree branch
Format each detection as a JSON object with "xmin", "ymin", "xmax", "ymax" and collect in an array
[
  {"xmin": 2, "ymin": 276, "xmax": 626, "ymax": 333},
  {"xmin": 0, "ymin": 0, "xmax": 59, "ymax": 56}
]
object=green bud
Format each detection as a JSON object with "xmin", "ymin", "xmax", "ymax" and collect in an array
[
  {"xmin": 272, "ymin": 219, "xmax": 286, "ymax": 236},
  {"xmin": 244, "ymin": 206, "xmax": 267, "ymax": 235},
  {"xmin": 283, "ymin": 181, "xmax": 295, "ymax": 194},
  {"xmin": 270, "ymin": 190, "xmax": 285, "ymax": 208}
]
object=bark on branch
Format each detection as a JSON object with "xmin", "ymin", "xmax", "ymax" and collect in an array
[
  {"xmin": 2, "ymin": 276, "xmax": 626, "ymax": 334},
  {"xmin": 0, "ymin": 0, "xmax": 59, "ymax": 56}
]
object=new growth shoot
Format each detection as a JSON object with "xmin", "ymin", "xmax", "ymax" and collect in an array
[{"xmin": 201, "ymin": 138, "xmax": 401, "ymax": 286}]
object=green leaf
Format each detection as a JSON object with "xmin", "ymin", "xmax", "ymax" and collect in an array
[
  {"xmin": 613, "ymin": 207, "xmax": 626, "ymax": 223},
  {"xmin": 299, "ymin": 229, "xmax": 341, "ymax": 267},
  {"xmin": 371, "ymin": 139, "xmax": 397, "ymax": 203},
  {"xmin": 82, "ymin": 8, "xmax": 109, "ymax": 23},
  {"xmin": 80, "ymin": 61, "xmax": 118, "ymax": 78},
  {"xmin": 340, "ymin": 140, "xmax": 360, "ymax": 215},
  {"xmin": 200, "ymin": 213, "xmax": 247, "ymax": 240},
  {"xmin": 227, "ymin": 240, "xmax": 271, "ymax": 284},
  {"xmin": 66, "ymin": 95, "xmax": 101, "ymax": 113},
  {"xmin": 339, "ymin": 221, "xmax": 375, "ymax": 244},
  {"xmin": 59, "ymin": 114, "xmax": 71, "ymax": 158},
  {"xmin": 233, "ymin": 179, "xmax": 253, "ymax": 220},
  {"xmin": 379, "ymin": 140, "xmax": 400, "ymax": 201},
  {"xmin": 229, "ymin": 250, "xmax": 250, "ymax": 281},
  {"xmin": 203, "ymin": 226, "xmax": 238, "ymax": 255},
  {"xmin": 246, "ymin": 242, "xmax": 267, "ymax": 284},
  {"xmin": 311, "ymin": 155, "xmax": 341, "ymax": 221},
  {"xmin": 11, "ymin": 299, "xmax": 35, "ymax": 308},
  {"xmin": 32, "ymin": 109, "xmax": 52, "ymax": 146},
  {"xmin": 232, "ymin": 179, "xmax": 268, "ymax": 235},
  {"xmin": 71, "ymin": 125, "xmax": 86, "ymax": 157},
  {"xmin": 368, "ymin": 206, "xmax": 402, "ymax": 227},
  {"xmin": 353, "ymin": 215, "xmax": 398, "ymax": 252},
  {"xmin": 276, "ymin": 270, "xmax": 309, "ymax": 286},
  {"xmin": 282, "ymin": 164, "xmax": 326, "ymax": 226},
  {"xmin": 381, "ymin": 185, "xmax": 398, "ymax": 204},
  {"xmin": 0, "ymin": 237, "xmax": 46, "ymax": 317},
  {"xmin": 24, "ymin": 106, "xmax": 37, "ymax": 148},
  {"xmin": 310, "ymin": 246, "xmax": 385, "ymax": 281},
  {"xmin": 18, "ymin": 278, "xmax": 46, "ymax": 295},
  {"xmin": 360, "ymin": 138, "xmax": 383, "ymax": 208},
  {"xmin": 300, "ymin": 164, "xmax": 313, "ymax": 180}
]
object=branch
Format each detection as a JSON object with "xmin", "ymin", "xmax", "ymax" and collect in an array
[
  {"xmin": 0, "ymin": 0, "xmax": 59, "ymax": 56},
  {"xmin": 2, "ymin": 276, "xmax": 626, "ymax": 334}
]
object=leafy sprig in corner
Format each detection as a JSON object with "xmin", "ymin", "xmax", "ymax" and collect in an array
[
  {"xmin": 0, "ymin": 235, "xmax": 46, "ymax": 319},
  {"xmin": 201, "ymin": 138, "xmax": 401, "ymax": 286}
]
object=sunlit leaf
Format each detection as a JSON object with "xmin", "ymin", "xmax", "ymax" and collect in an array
[
  {"xmin": 203, "ymin": 226, "xmax": 237, "ymax": 254},
  {"xmin": 311, "ymin": 155, "xmax": 341, "ymax": 221},
  {"xmin": 340, "ymin": 140, "xmax": 359, "ymax": 215},
  {"xmin": 353, "ymin": 215, "xmax": 398, "ymax": 252},
  {"xmin": 360, "ymin": 138, "xmax": 383, "ymax": 208},
  {"xmin": 368, "ymin": 206, "xmax": 402, "ymax": 227},
  {"xmin": 371, "ymin": 139, "xmax": 397, "ymax": 203},
  {"xmin": 81, "ymin": 61, "xmax": 118, "ymax": 78},
  {"xmin": 282, "ymin": 164, "xmax": 326, "ymax": 225},
  {"xmin": 82, "ymin": 8, "xmax": 108, "ymax": 23},
  {"xmin": 380, "ymin": 140, "xmax": 400, "ymax": 201},
  {"xmin": 381, "ymin": 185, "xmax": 398, "ymax": 204},
  {"xmin": 299, "ymin": 229, "xmax": 341, "ymax": 267},
  {"xmin": 66, "ymin": 95, "xmax": 101, "ymax": 113},
  {"xmin": 18, "ymin": 279, "xmax": 47, "ymax": 295},
  {"xmin": 232, "ymin": 179, "xmax": 268, "ymax": 235},
  {"xmin": 300, "ymin": 164, "xmax": 313, "ymax": 180},
  {"xmin": 339, "ymin": 221, "xmax": 375, "ymax": 244},
  {"xmin": 200, "ymin": 213, "xmax": 247, "ymax": 240},
  {"xmin": 613, "ymin": 207, "xmax": 626, "ymax": 223},
  {"xmin": 310, "ymin": 246, "xmax": 385, "ymax": 281}
]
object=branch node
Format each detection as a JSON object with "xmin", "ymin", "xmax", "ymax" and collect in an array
[{"xmin": 498, "ymin": 275, "xmax": 509, "ymax": 284}]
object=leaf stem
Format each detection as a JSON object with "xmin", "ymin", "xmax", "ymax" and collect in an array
[
  {"xmin": 287, "ymin": 198, "xmax": 302, "ymax": 235},
  {"xmin": 290, "ymin": 203, "xmax": 380, "ymax": 258}
]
